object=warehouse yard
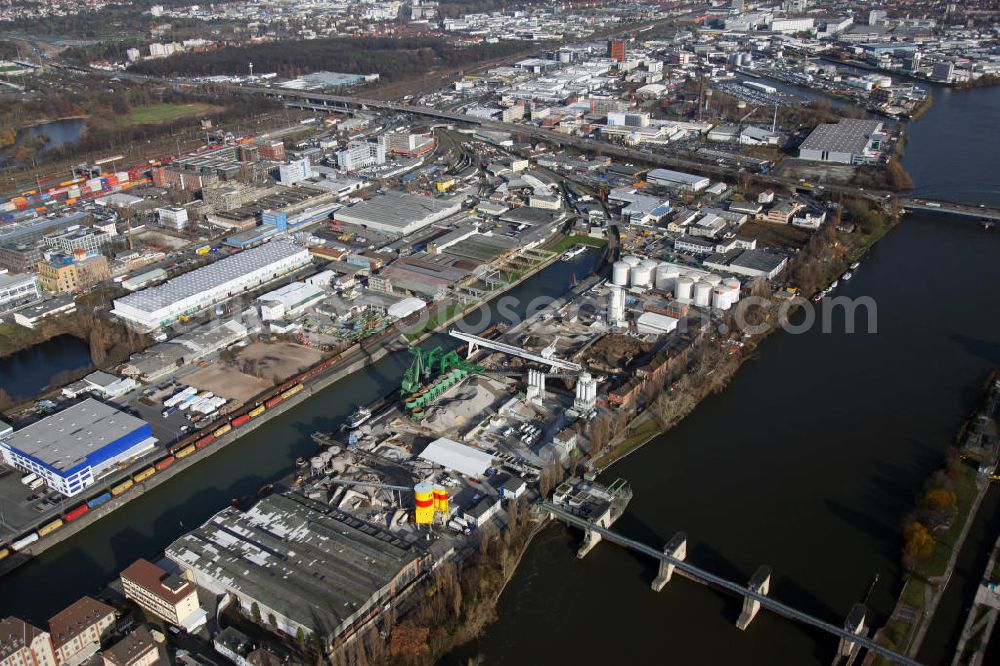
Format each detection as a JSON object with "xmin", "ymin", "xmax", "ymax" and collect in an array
[
  {"xmin": 182, "ymin": 366, "xmax": 272, "ymax": 403},
  {"xmin": 235, "ymin": 342, "xmax": 324, "ymax": 383}
]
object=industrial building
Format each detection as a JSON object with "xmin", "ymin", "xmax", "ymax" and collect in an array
[
  {"xmin": 155, "ymin": 207, "xmax": 189, "ymax": 231},
  {"xmin": 0, "ymin": 269, "xmax": 39, "ymax": 313},
  {"xmin": 111, "ymin": 241, "xmax": 312, "ymax": 330},
  {"xmin": 703, "ymin": 249, "xmax": 788, "ymax": 280},
  {"xmin": 166, "ymin": 493, "xmax": 426, "ymax": 646},
  {"xmin": 45, "ymin": 227, "xmax": 114, "ymax": 254},
  {"xmin": 647, "ymin": 168, "xmax": 711, "ymax": 192},
  {"xmin": 797, "ymin": 118, "xmax": 884, "ymax": 164},
  {"xmin": 0, "ymin": 398, "xmax": 157, "ymax": 497},
  {"xmin": 257, "ymin": 281, "xmax": 326, "ymax": 321},
  {"xmin": 335, "ymin": 193, "xmax": 462, "ymax": 237},
  {"xmin": 418, "ymin": 437, "xmax": 494, "ymax": 477}
]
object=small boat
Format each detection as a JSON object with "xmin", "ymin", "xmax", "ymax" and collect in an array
[
  {"xmin": 562, "ymin": 246, "xmax": 586, "ymax": 261},
  {"xmin": 829, "ymin": 280, "xmax": 839, "ymax": 290},
  {"xmin": 344, "ymin": 407, "xmax": 372, "ymax": 430},
  {"xmin": 842, "ymin": 272, "xmax": 853, "ymax": 281},
  {"xmin": 850, "ymin": 261, "xmax": 860, "ymax": 270},
  {"xmin": 812, "ymin": 293, "xmax": 823, "ymax": 303},
  {"xmin": 983, "ymin": 220, "xmax": 995, "ymax": 231}
]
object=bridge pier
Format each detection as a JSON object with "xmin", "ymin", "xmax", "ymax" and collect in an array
[
  {"xmin": 577, "ymin": 527, "xmax": 602, "ymax": 558},
  {"xmin": 652, "ymin": 532, "xmax": 687, "ymax": 592},
  {"xmin": 832, "ymin": 603, "xmax": 866, "ymax": 665},
  {"xmin": 736, "ymin": 565, "xmax": 771, "ymax": 630},
  {"xmin": 466, "ymin": 341, "xmax": 477, "ymax": 360}
]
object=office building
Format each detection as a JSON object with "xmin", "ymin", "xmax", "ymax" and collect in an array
[
  {"xmin": 383, "ymin": 132, "xmax": 435, "ymax": 155},
  {"xmin": 120, "ymin": 559, "xmax": 205, "ymax": 631},
  {"xmin": 45, "ymin": 227, "xmax": 113, "ymax": 255},
  {"xmin": 0, "ymin": 270, "xmax": 39, "ymax": 313},
  {"xmin": 335, "ymin": 141, "xmax": 386, "ymax": 171},
  {"xmin": 155, "ymin": 207, "xmax": 189, "ymax": 231},
  {"xmin": 277, "ymin": 159, "xmax": 314, "ymax": 186},
  {"xmin": 112, "ymin": 241, "xmax": 311, "ymax": 330},
  {"xmin": 0, "ymin": 398, "xmax": 156, "ymax": 497},
  {"xmin": 0, "ymin": 617, "xmax": 56, "ymax": 666},
  {"xmin": 608, "ymin": 40, "xmax": 626, "ymax": 62}
]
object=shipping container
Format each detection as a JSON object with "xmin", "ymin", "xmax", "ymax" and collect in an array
[
  {"xmin": 174, "ymin": 444, "xmax": 196, "ymax": 459},
  {"xmin": 195, "ymin": 434, "xmax": 214, "ymax": 449},
  {"xmin": 38, "ymin": 519, "xmax": 63, "ymax": 537},
  {"xmin": 132, "ymin": 467, "xmax": 156, "ymax": 483},
  {"xmin": 110, "ymin": 479, "xmax": 134, "ymax": 496},
  {"xmin": 213, "ymin": 424, "xmax": 232, "ymax": 438},
  {"xmin": 64, "ymin": 504, "xmax": 89, "ymax": 522},
  {"xmin": 231, "ymin": 414, "xmax": 251, "ymax": 428},
  {"xmin": 281, "ymin": 384, "xmax": 304, "ymax": 399},
  {"xmin": 11, "ymin": 533, "xmax": 38, "ymax": 551},
  {"xmin": 265, "ymin": 395, "xmax": 283, "ymax": 409},
  {"xmin": 87, "ymin": 492, "xmax": 112, "ymax": 509},
  {"xmin": 154, "ymin": 456, "xmax": 176, "ymax": 471},
  {"xmin": 248, "ymin": 405, "xmax": 266, "ymax": 418},
  {"xmin": 195, "ymin": 245, "xmax": 211, "ymax": 255}
]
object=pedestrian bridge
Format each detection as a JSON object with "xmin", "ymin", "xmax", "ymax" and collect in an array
[{"xmin": 540, "ymin": 501, "xmax": 920, "ymax": 666}]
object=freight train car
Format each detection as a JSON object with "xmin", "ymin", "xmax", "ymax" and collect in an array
[{"xmin": 63, "ymin": 504, "xmax": 89, "ymax": 522}]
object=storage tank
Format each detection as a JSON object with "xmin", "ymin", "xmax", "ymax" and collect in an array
[
  {"xmin": 675, "ymin": 276, "xmax": 694, "ymax": 300},
  {"xmin": 630, "ymin": 264, "xmax": 653, "ymax": 288},
  {"xmin": 712, "ymin": 285, "xmax": 730, "ymax": 310},
  {"xmin": 723, "ymin": 277, "xmax": 741, "ymax": 303},
  {"xmin": 704, "ymin": 274, "xmax": 723, "ymax": 286},
  {"xmin": 654, "ymin": 264, "xmax": 680, "ymax": 291},
  {"xmin": 640, "ymin": 258, "xmax": 659, "ymax": 272},
  {"xmin": 310, "ymin": 456, "xmax": 324, "ymax": 471},
  {"xmin": 612, "ymin": 261, "xmax": 631, "ymax": 286},
  {"xmin": 622, "ymin": 255, "xmax": 641, "ymax": 267},
  {"xmin": 693, "ymin": 281, "xmax": 712, "ymax": 307}
]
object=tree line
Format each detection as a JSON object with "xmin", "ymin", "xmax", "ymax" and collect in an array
[{"xmin": 128, "ymin": 36, "xmax": 536, "ymax": 81}]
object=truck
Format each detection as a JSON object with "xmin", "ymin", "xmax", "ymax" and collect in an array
[{"xmin": 20, "ymin": 473, "xmax": 39, "ymax": 486}]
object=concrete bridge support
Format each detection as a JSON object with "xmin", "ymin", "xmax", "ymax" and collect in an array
[
  {"xmin": 577, "ymin": 528, "xmax": 602, "ymax": 558},
  {"xmin": 833, "ymin": 604, "xmax": 866, "ymax": 665},
  {"xmin": 652, "ymin": 532, "xmax": 687, "ymax": 591},
  {"xmin": 736, "ymin": 565, "xmax": 772, "ymax": 630}
]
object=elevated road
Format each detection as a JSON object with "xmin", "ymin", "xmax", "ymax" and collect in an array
[
  {"xmin": 541, "ymin": 501, "xmax": 920, "ymax": 665},
  {"xmin": 900, "ymin": 198, "xmax": 1000, "ymax": 221}
]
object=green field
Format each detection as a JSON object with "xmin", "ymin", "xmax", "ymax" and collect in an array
[{"xmin": 118, "ymin": 103, "xmax": 219, "ymax": 126}]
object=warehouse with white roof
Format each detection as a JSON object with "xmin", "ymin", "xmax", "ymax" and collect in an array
[
  {"xmin": 418, "ymin": 437, "xmax": 493, "ymax": 477},
  {"xmin": 111, "ymin": 241, "xmax": 311, "ymax": 330},
  {"xmin": 334, "ymin": 193, "xmax": 462, "ymax": 236}
]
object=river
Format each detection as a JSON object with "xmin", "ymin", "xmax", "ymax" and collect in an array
[
  {"xmin": 0, "ymin": 334, "xmax": 92, "ymax": 401},
  {"xmin": 440, "ymin": 84, "xmax": 1000, "ymax": 664},
  {"xmin": 1, "ymin": 83, "xmax": 998, "ymax": 665}
]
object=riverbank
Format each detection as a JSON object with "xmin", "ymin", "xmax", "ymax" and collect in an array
[{"xmin": 872, "ymin": 371, "xmax": 1000, "ymax": 662}]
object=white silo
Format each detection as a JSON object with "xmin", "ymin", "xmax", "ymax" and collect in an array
[
  {"xmin": 612, "ymin": 261, "xmax": 631, "ymax": 286},
  {"xmin": 675, "ymin": 276, "xmax": 694, "ymax": 300},
  {"xmin": 704, "ymin": 274, "xmax": 723, "ymax": 287},
  {"xmin": 640, "ymin": 258, "xmax": 659, "ymax": 271},
  {"xmin": 630, "ymin": 263, "xmax": 653, "ymax": 288},
  {"xmin": 712, "ymin": 285, "xmax": 730, "ymax": 310},
  {"xmin": 723, "ymin": 277, "xmax": 741, "ymax": 303},
  {"xmin": 608, "ymin": 286, "xmax": 626, "ymax": 326},
  {"xmin": 622, "ymin": 255, "xmax": 641, "ymax": 267},
  {"xmin": 693, "ymin": 281, "xmax": 712, "ymax": 307},
  {"xmin": 655, "ymin": 264, "xmax": 680, "ymax": 291}
]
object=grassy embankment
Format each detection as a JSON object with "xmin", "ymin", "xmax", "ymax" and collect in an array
[{"xmin": 117, "ymin": 103, "xmax": 221, "ymax": 126}]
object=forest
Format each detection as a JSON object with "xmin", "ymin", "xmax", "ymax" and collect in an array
[{"xmin": 128, "ymin": 36, "xmax": 536, "ymax": 81}]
